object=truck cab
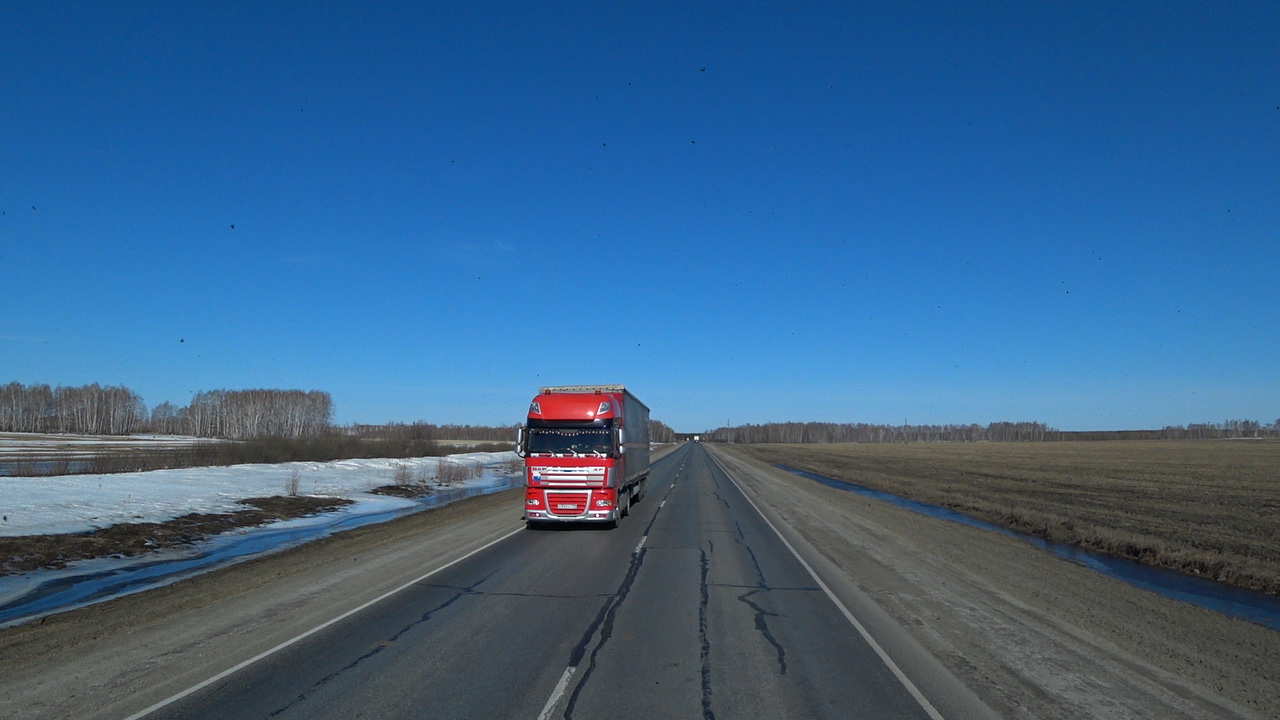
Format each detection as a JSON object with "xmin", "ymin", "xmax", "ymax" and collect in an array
[{"xmin": 517, "ymin": 385, "xmax": 650, "ymax": 527}]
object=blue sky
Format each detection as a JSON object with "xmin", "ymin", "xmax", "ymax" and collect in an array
[{"xmin": 2, "ymin": 2, "xmax": 1277, "ymax": 432}]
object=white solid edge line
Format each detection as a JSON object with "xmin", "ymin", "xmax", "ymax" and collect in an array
[
  {"xmin": 536, "ymin": 665, "xmax": 577, "ymax": 720},
  {"xmin": 707, "ymin": 451, "xmax": 947, "ymax": 720},
  {"xmin": 120, "ymin": 525, "xmax": 527, "ymax": 720}
]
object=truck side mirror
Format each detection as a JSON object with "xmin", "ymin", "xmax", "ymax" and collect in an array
[
  {"xmin": 614, "ymin": 427, "xmax": 626, "ymax": 456},
  {"xmin": 515, "ymin": 427, "xmax": 527, "ymax": 458}
]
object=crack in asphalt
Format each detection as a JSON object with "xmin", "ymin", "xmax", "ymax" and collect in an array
[
  {"xmin": 476, "ymin": 590, "xmax": 609, "ymax": 599},
  {"xmin": 699, "ymin": 548, "xmax": 717, "ymax": 720},
  {"xmin": 562, "ymin": 546, "xmax": 649, "ymax": 718},
  {"xmin": 734, "ymin": 506, "xmax": 787, "ymax": 675},
  {"xmin": 558, "ymin": 444, "xmax": 729, "ymax": 720},
  {"xmin": 266, "ymin": 571, "xmax": 497, "ymax": 717},
  {"xmin": 560, "ymin": 452, "xmax": 680, "ymax": 719},
  {"xmin": 713, "ymin": 490, "xmax": 732, "ymax": 511},
  {"xmin": 737, "ymin": 588, "xmax": 787, "ymax": 675},
  {"xmin": 740, "ymin": 541, "xmax": 765, "ymax": 585},
  {"xmin": 709, "ymin": 582, "xmax": 818, "ymax": 591}
]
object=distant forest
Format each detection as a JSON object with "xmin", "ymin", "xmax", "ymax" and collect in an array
[
  {"xmin": 0, "ymin": 383, "xmax": 333, "ymax": 439},
  {"xmin": 2, "ymin": 382, "xmax": 1272, "ymax": 443},
  {"xmin": 701, "ymin": 419, "xmax": 1280, "ymax": 443}
]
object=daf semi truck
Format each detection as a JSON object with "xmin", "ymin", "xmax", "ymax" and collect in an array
[{"xmin": 516, "ymin": 385, "xmax": 650, "ymax": 528}]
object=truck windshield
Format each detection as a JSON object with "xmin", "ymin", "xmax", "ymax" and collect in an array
[{"xmin": 528, "ymin": 428, "xmax": 612, "ymax": 456}]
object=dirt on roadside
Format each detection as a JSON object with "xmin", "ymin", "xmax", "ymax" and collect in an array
[{"xmin": 369, "ymin": 483, "xmax": 438, "ymax": 498}]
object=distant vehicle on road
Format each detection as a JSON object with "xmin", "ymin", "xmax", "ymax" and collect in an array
[{"xmin": 516, "ymin": 385, "xmax": 650, "ymax": 528}]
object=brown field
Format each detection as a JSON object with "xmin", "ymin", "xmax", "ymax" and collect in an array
[{"xmin": 734, "ymin": 439, "xmax": 1280, "ymax": 597}]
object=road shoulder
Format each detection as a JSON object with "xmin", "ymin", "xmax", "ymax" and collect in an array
[{"xmin": 708, "ymin": 445, "xmax": 1277, "ymax": 720}]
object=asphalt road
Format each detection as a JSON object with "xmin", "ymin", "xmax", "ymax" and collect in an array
[{"xmin": 146, "ymin": 442, "xmax": 940, "ymax": 720}]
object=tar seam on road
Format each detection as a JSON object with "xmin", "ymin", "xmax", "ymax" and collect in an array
[
  {"xmin": 705, "ymin": 449, "xmax": 947, "ymax": 720},
  {"xmin": 117, "ymin": 525, "xmax": 527, "ymax": 720},
  {"xmin": 547, "ymin": 451, "xmax": 679, "ymax": 720},
  {"xmin": 699, "ymin": 548, "xmax": 717, "ymax": 720},
  {"xmin": 265, "ymin": 571, "xmax": 497, "ymax": 717},
  {"xmin": 734, "ymin": 538, "xmax": 787, "ymax": 675},
  {"xmin": 560, "ymin": 548, "xmax": 648, "ymax": 718}
]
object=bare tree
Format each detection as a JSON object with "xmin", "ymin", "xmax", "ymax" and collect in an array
[
  {"xmin": 649, "ymin": 419, "xmax": 676, "ymax": 443},
  {"xmin": 176, "ymin": 388, "xmax": 333, "ymax": 439}
]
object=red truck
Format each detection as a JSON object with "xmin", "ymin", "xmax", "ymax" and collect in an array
[{"xmin": 516, "ymin": 385, "xmax": 651, "ymax": 528}]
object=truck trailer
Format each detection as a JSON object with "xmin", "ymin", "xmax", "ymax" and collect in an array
[{"xmin": 516, "ymin": 385, "xmax": 651, "ymax": 528}]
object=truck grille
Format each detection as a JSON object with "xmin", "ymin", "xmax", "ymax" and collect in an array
[
  {"xmin": 529, "ymin": 466, "xmax": 607, "ymax": 486},
  {"xmin": 545, "ymin": 490, "xmax": 590, "ymax": 516}
]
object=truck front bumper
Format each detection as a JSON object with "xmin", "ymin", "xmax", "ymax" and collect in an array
[
  {"xmin": 525, "ymin": 508, "xmax": 617, "ymax": 522},
  {"xmin": 526, "ymin": 487, "xmax": 618, "ymax": 522}
]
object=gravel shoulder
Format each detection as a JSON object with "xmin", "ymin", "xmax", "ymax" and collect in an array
[
  {"xmin": 0, "ymin": 488, "xmax": 525, "ymax": 720},
  {"xmin": 709, "ymin": 445, "xmax": 1278, "ymax": 720}
]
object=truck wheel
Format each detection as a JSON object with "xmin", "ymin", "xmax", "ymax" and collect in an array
[{"xmin": 620, "ymin": 488, "xmax": 631, "ymax": 517}]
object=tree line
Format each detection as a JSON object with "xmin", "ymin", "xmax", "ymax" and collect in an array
[
  {"xmin": 650, "ymin": 419, "xmax": 676, "ymax": 443},
  {"xmin": 1, "ymin": 382, "xmax": 332, "ymax": 439},
  {"xmin": 340, "ymin": 421, "xmax": 517, "ymax": 442},
  {"xmin": 0, "ymin": 382, "xmax": 146, "ymax": 435},
  {"xmin": 700, "ymin": 419, "xmax": 1280, "ymax": 444},
  {"xmin": 155, "ymin": 389, "xmax": 333, "ymax": 439},
  {"xmin": 9, "ymin": 380, "xmax": 1268, "ymax": 445},
  {"xmin": 702, "ymin": 421, "xmax": 1058, "ymax": 444},
  {"xmin": 1082, "ymin": 420, "xmax": 1280, "ymax": 441}
]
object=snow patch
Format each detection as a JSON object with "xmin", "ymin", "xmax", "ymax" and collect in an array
[{"xmin": 0, "ymin": 452, "xmax": 519, "ymax": 537}]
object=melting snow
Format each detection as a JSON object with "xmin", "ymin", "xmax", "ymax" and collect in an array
[
  {"xmin": 0, "ymin": 452, "xmax": 519, "ymax": 537},
  {"xmin": 0, "ymin": 452, "xmax": 523, "ymax": 626}
]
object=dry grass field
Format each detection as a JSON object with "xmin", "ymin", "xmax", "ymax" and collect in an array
[{"xmin": 735, "ymin": 440, "xmax": 1280, "ymax": 597}]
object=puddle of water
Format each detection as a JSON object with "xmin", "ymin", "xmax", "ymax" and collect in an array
[
  {"xmin": 0, "ymin": 476, "xmax": 520, "ymax": 627},
  {"xmin": 777, "ymin": 465, "xmax": 1280, "ymax": 632},
  {"xmin": 0, "ymin": 460, "xmax": 97, "ymax": 476}
]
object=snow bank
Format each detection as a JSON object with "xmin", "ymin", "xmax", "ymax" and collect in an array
[{"xmin": 0, "ymin": 452, "xmax": 519, "ymax": 537}]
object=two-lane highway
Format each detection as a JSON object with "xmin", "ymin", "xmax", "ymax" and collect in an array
[{"xmin": 143, "ymin": 443, "xmax": 947, "ymax": 719}]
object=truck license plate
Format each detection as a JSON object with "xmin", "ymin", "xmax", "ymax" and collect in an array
[{"xmin": 557, "ymin": 504, "xmax": 577, "ymax": 509}]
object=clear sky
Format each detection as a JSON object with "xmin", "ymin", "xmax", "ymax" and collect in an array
[{"xmin": 2, "ymin": 2, "xmax": 1277, "ymax": 433}]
